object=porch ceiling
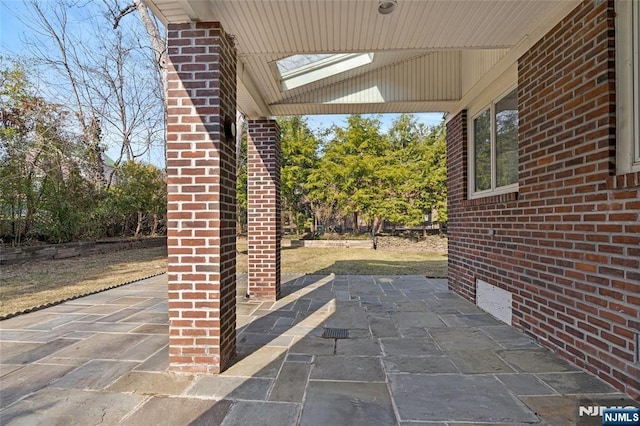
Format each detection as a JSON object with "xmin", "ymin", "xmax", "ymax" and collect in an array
[{"xmin": 143, "ymin": 0, "xmax": 580, "ymax": 118}]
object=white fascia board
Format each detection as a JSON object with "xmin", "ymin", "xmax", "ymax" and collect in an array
[{"xmin": 237, "ymin": 60, "xmax": 273, "ymax": 119}]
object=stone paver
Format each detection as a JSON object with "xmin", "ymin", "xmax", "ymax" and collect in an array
[
  {"xmin": 51, "ymin": 359, "xmax": 138, "ymax": 390},
  {"xmin": 300, "ymin": 381, "xmax": 396, "ymax": 426},
  {"xmin": 2, "ymin": 339, "xmax": 77, "ymax": 364},
  {"xmin": 221, "ymin": 401, "xmax": 300, "ymax": 426},
  {"xmin": 389, "ymin": 374, "xmax": 539, "ymax": 423},
  {"xmin": 0, "ymin": 273, "xmax": 633, "ymax": 425},
  {"xmin": 520, "ymin": 394, "xmax": 638, "ymax": 426},
  {"xmin": 106, "ymin": 371, "xmax": 195, "ymax": 395},
  {"xmin": 380, "ymin": 338, "xmax": 442, "ymax": 357},
  {"xmin": 383, "ymin": 355, "xmax": 458, "ymax": 374},
  {"xmin": 496, "ymin": 348, "xmax": 579, "ymax": 373},
  {"xmin": 446, "ymin": 349, "xmax": 515, "ymax": 374},
  {"xmin": 268, "ymin": 361, "xmax": 311, "ymax": 402},
  {"xmin": 536, "ymin": 371, "xmax": 618, "ymax": 394},
  {"xmin": 122, "ymin": 397, "xmax": 233, "ymax": 425},
  {"xmin": 1, "ymin": 364, "xmax": 75, "ymax": 407},
  {"xmin": 187, "ymin": 376, "xmax": 273, "ymax": 400},
  {"xmin": 496, "ymin": 373, "xmax": 557, "ymax": 396},
  {"xmin": 0, "ymin": 387, "xmax": 144, "ymax": 426},
  {"xmin": 310, "ymin": 355, "xmax": 385, "ymax": 382}
]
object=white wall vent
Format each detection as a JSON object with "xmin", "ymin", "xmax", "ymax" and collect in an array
[{"xmin": 476, "ymin": 279, "xmax": 512, "ymax": 325}]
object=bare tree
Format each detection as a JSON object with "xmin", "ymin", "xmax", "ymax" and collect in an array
[
  {"xmin": 25, "ymin": 1, "xmax": 106, "ymax": 186},
  {"xmin": 105, "ymin": 0, "xmax": 166, "ymax": 91},
  {"xmin": 22, "ymin": 0, "xmax": 166, "ymax": 184},
  {"xmin": 105, "ymin": 0, "xmax": 168, "ymax": 165}
]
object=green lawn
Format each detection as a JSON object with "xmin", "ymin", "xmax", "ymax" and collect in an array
[{"xmin": 1, "ymin": 240, "xmax": 446, "ymax": 316}]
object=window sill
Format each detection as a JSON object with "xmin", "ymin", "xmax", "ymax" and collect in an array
[
  {"xmin": 463, "ymin": 191, "xmax": 518, "ymax": 206},
  {"xmin": 606, "ymin": 171, "xmax": 640, "ymax": 189}
]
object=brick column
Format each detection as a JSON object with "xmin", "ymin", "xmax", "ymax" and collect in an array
[
  {"xmin": 247, "ymin": 120, "xmax": 281, "ymax": 300},
  {"xmin": 165, "ymin": 22, "xmax": 237, "ymax": 374}
]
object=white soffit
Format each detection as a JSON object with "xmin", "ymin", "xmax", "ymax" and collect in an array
[{"xmin": 145, "ymin": 0, "xmax": 582, "ymax": 117}]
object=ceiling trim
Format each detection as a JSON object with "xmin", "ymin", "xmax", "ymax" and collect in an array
[
  {"xmin": 237, "ymin": 60, "xmax": 273, "ymax": 118},
  {"xmin": 237, "ymin": 45, "xmax": 516, "ymax": 58},
  {"xmin": 269, "ymin": 101, "xmax": 458, "ymax": 116}
]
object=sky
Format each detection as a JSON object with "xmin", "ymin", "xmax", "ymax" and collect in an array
[
  {"xmin": 1, "ymin": 1, "xmax": 444, "ymax": 166},
  {"xmin": 1, "ymin": 1, "xmax": 28, "ymax": 53}
]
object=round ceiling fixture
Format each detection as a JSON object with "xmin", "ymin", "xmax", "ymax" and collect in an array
[{"xmin": 378, "ymin": 0, "xmax": 397, "ymax": 15}]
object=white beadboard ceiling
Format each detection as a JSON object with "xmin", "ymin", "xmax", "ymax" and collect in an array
[{"xmin": 144, "ymin": 0, "xmax": 581, "ymax": 118}]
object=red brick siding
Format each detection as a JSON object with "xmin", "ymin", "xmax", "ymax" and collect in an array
[
  {"xmin": 446, "ymin": 111, "xmax": 474, "ymax": 301},
  {"xmin": 165, "ymin": 22, "xmax": 237, "ymax": 374},
  {"xmin": 247, "ymin": 120, "xmax": 281, "ymax": 300},
  {"xmin": 447, "ymin": 1, "xmax": 640, "ymax": 398}
]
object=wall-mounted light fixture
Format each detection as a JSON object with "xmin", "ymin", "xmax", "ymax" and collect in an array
[
  {"xmin": 224, "ymin": 116, "xmax": 236, "ymax": 141},
  {"xmin": 378, "ymin": 0, "xmax": 397, "ymax": 15}
]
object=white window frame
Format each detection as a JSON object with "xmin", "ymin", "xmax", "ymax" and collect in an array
[
  {"xmin": 616, "ymin": 0, "xmax": 640, "ymax": 174},
  {"xmin": 468, "ymin": 86, "xmax": 519, "ymax": 199},
  {"xmin": 274, "ymin": 53, "xmax": 375, "ymax": 91}
]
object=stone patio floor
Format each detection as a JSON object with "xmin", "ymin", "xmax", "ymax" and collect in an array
[{"xmin": 1, "ymin": 274, "xmax": 637, "ymax": 425}]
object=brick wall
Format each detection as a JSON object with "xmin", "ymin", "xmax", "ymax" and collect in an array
[
  {"xmin": 447, "ymin": 0, "xmax": 640, "ymax": 398},
  {"xmin": 165, "ymin": 22, "xmax": 237, "ymax": 374},
  {"xmin": 247, "ymin": 120, "xmax": 281, "ymax": 301}
]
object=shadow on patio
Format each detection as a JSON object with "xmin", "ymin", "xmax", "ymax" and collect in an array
[{"xmin": 0, "ymin": 273, "xmax": 636, "ymax": 425}]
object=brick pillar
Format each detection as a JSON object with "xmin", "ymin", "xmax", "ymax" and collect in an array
[
  {"xmin": 165, "ymin": 22, "xmax": 237, "ymax": 374},
  {"xmin": 247, "ymin": 120, "xmax": 281, "ymax": 300}
]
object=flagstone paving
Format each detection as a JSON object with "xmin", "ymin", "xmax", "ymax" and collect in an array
[{"xmin": 0, "ymin": 273, "xmax": 636, "ymax": 425}]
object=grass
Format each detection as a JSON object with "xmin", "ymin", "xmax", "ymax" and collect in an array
[
  {"xmin": 281, "ymin": 247, "xmax": 446, "ymax": 275},
  {"xmin": 0, "ymin": 247, "xmax": 167, "ymax": 316},
  {"xmin": 237, "ymin": 238, "xmax": 447, "ymax": 276},
  {"xmin": 1, "ymin": 240, "xmax": 446, "ymax": 316}
]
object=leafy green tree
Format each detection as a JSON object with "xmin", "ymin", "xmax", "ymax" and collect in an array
[
  {"xmin": 411, "ymin": 120, "xmax": 447, "ymax": 224},
  {"xmin": 307, "ymin": 114, "xmax": 388, "ymax": 233},
  {"xmin": 107, "ymin": 161, "xmax": 166, "ymax": 237},
  {"xmin": 1, "ymin": 59, "xmax": 96, "ymax": 243},
  {"xmin": 278, "ymin": 116, "xmax": 319, "ymax": 234},
  {"xmin": 305, "ymin": 114, "xmax": 447, "ymax": 235},
  {"xmin": 236, "ymin": 129, "xmax": 248, "ymax": 234},
  {"xmin": 1, "ymin": 59, "xmax": 167, "ymax": 244}
]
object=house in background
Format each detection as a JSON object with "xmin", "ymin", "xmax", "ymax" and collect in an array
[{"xmin": 142, "ymin": 0, "xmax": 639, "ymax": 398}]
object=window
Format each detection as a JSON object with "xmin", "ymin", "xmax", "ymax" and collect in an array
[
  {"xmin": 275, "ymin": 53, "xmax": 374, "ymax": 91},
  {"xmin": 470, "ymin": 88, "xmax": 519, "ymax": 197},
  {"xmin": 616, "ymin": 0, "xmax": 640, "ymax": 174}
]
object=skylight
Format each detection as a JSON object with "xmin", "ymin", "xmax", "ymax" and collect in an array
[{"xmin": 275, "ymin": 53, "xmax": 375, "ymax": 91}]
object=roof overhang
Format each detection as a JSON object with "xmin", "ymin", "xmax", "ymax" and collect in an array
[{"xmin": 144, "ymin": 0, "xmax": 581, "ymax": 118}]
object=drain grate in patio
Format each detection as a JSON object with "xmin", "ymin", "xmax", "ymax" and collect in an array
[{"xmin": 322, "ymin": 328, "xmax": 349, "ymax": 339}]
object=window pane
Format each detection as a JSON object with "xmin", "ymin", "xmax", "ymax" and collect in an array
[
  {"xmin": 276, "ymin": 54, "xmax": 335, "ymax": 75},
  {"xmin": 276, "ymin": 53, "xmax": 375, "ymax": 90},
  {"xmin": 474, "ymin": 110, "xmax": 491, "ymax": 192},
  {"xmin": 495, "ymin": 89, "xmax": 519, "ymax": 187}
]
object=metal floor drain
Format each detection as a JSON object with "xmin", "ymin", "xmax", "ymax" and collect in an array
[{"xmin": 322, "ymin": 328, "xmax": 349, "ymax": 339}]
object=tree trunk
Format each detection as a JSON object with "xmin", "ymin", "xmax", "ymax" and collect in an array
[
  {"xmin": 352, "ymin": 211, "xmax": 359, "ymax": 235},
  {"xmin": 135, "ymin": 0, "xmax": 167, "ymax": 93},
  {"xmin": 288, "ymin": 210, "xmax": 295, "ymax": 234},
  {"xmin": 135, "ymin": 211, "xmax": 143, "ymax": 237},
  {"xmin": 151, "ymin": 213, "xmax": 159, "ymax": 235}
]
